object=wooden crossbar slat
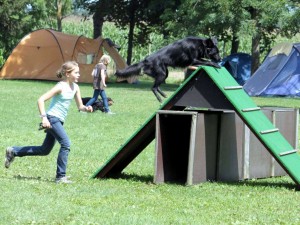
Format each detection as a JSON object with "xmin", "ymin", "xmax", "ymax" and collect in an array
[
  {"xmin": 260, "ymin": 128, "xmax": 279, "ymax": 134},
  {"xmin": 279, "ymin": 150, "xmax": 298, "ymax": 156},
  {"xmin": 224, "ymin": 86, "xmax": 243, "ymax": 90},
  {"xmin": 242, "ymin": 107, "xmax": 261, "ymax": 112},
  {"xmin": 188, "ymin": 66, "xmax": 199, "ymax": 70}
]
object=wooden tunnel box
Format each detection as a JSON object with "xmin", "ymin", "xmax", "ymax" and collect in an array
[{"xmin": 154, "ymin": 108, "xmax": 299, "ymax": 185}]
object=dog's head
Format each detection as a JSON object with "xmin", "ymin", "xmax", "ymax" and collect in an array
[{"xmin": 203, "ymin": 37, "xmax": 222, "ymax": 63}]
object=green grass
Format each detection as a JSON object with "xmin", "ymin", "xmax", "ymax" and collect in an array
[{"xmin": 1, "ymin": 78, "xmax": 300, "ymax": 224}]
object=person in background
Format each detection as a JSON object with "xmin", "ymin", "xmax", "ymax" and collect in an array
[
  {"xmin": 86, "ymin": 55, "xmax": 115, "ymax": 114},
  {"xmin": 4, "ymin": 61, "xmax": 93, "ymax": 184}
]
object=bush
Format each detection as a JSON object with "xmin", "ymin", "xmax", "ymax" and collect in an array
[{"xmin": 0, "ymin": 48, "xmax": 5, "ymax": 68}]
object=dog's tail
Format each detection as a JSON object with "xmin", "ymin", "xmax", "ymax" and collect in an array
[{"xmin": 115, "ymin": 62, "xmax": 144, "ymax": 77}]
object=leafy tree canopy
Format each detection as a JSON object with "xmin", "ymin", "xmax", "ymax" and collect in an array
[
  {"xmin": 160, "ymin": 0, "xmax": 299, "ymax": 72},
  {"xmin": 75, "ymin": 0, "xmax": 182, "ymax": 64},
  {"xmin": 0, "ymin": 0, "xmax": 46, "ymax": 58}
]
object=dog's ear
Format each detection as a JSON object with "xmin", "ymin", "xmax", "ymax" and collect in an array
[{"xmin": 205, "ymin": 37, "xmax": 218, "ymax": 47}]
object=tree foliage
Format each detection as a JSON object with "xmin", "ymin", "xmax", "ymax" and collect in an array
[
  {"xmin": 47, "ymin": 0, "xmax": 73, "ymax": 31},
  {"xmin": 0, "ymin": 0, "xmax": 74, "ymax": 63},
  {"xmin": 105, "ymin": 0, "xmax": 157, "ymax": 64},
  {"xmin": 75, "ymin": 0, "xmax": 182, "ymax": 64},
  {"xmin": 0, "ymin": 0, "xmax": 46, "ymax": 60},
  {"xmin": 31, "ymin": 0, "xmax": 74, "ymax": 31},
  {"xmin": 160, "ymin": 0, "xmax": 299, "ymax": 73},
  {"xmin": 281, "ymin": 1, "xmax": 300, "ymax": 37},
  {"xmin": 80, "ymin": 0, "xmax": 298, "ymax": 71},
  {"xmin": 1, "ymin": 0, "xmax": 299, "ymax": 71}
]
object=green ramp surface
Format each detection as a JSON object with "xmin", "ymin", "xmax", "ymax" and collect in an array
[{"xmin": 202, "ymin": 66, "xmax": 300, "ymax": 186}]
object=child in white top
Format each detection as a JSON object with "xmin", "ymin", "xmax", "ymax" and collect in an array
[{"xmin": 86, "ymin": 55, "xmax": 114, "ymax": 114}]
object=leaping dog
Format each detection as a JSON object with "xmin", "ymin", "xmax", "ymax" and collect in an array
[{"xmin": 115, "ymin": 36, "xmax": 222, "ymax": 102}]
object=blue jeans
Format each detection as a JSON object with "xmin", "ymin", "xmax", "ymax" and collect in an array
[
  {"xmin": 86, "ymin": 89, "xmax": 110, "ymax": 112},
  {"xmin": 12, "ymin": 115, "xmax": 71, "ymax": 179}
]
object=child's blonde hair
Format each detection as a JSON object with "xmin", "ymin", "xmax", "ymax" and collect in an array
[
  {"xmin": 99, "ymin": 55, "xmax": 111, "ymax": 64},
  {"xmin": 56, "ymin": 61, "xmax": 78, "ymax": 78}
]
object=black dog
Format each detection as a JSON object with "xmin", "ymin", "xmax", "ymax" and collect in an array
[
  {"xmin": 115, "ymin": 36, "xmax": 222, "ymax": 102},
  {"xmin": 81, "ymin": 97, "xmax": 114, "ymax": 112}
]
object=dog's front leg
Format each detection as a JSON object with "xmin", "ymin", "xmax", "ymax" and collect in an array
[
  {"xmin": 192, "ymin": 59, "xmax": 221, "ymax": 68},
  {"xmin": 208, "ymin": 61, "xmax": 221, "ymax": 68}
]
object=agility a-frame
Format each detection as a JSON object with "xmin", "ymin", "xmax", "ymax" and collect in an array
[{"xmin": 91, "ymin": 66, "xmax": 300, "ymax": 187}]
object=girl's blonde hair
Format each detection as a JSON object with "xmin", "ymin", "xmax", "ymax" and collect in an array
[
  {"xmin": 56, "ymin": 61, "xmax": 78, "ymax": 78},
  {"xmin": 99, "ymin": 55, "xmax": 111, "ymax": 64}
]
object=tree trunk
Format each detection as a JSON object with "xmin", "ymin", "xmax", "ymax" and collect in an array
[
  {"xmin": 230, "ymin": 34, "xmax": 239, "ymax": 54},
  {"xmin": 251, "ymin": 34, "xmax": 260, "ymax": 75},
  {"xmin": 127, "ymin": 17, "xmax": 135, "ymax": 65},
  {"xmin": 56, "ymin": 0, "xmax": 62, "ymax": 31},
  {"xmin": 249, "ymin": 7, "xmax": 261, "ymax": 75},
  {"xmin": 93, "ymin": 10, "xmax": 104, "ymax": 39}
]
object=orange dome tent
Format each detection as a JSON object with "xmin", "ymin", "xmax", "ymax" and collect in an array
[{"xmin": 0, "ymin": 29, "xmax": 128, "ymax": 83}]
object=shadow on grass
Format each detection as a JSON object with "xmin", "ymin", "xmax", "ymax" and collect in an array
[
  {"xmin": 159, "ymin": 179, "xmax": 298, "ymax": 190},
  {"xmin": 107, "ymin": 173, "xmax": 300, "ymax": 190},
  {"xmin": 12, "ymin": 175, "xmax": 55, "ymax": 183},
  {"xmin": 111, "ymin": 173, "xmax": 153, "ymax": 183},
  {"xmin": 212, "ymin": 179, "xmax": 299, "ymax": 190}
]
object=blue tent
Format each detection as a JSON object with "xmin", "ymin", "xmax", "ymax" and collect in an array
[
  {"xmin": 220, "ymin": 53, "xmax": 251, "ymax": 85},
  {"xmin": 244, "ymin": 42, "xmax": 300, "ymax": 97}
]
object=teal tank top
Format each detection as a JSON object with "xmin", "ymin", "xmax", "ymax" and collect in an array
[{"xmin": 47, "ymin": 82, "xmax": 78, "ymax": 122}]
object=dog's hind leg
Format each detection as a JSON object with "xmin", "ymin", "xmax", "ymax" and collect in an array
[
  {"xmin": 151, "ymin": 75, "xmax": 168, "ymax": 103},
  {"xmin": 145, "ymin": 63, "xmax": 168, "ymax": 102}
]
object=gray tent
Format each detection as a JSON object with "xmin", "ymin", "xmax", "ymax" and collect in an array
[{"xmin": 244, "ymin": 42, "xmax": 300, "ymax": 97}]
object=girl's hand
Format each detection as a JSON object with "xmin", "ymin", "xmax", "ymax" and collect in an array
[
  {"xmin": 41, "ymin": 117, "xmax": 51, "ymax": 129},
  {"xmin": 86, "ymin": 106, "xmax": 93, "ymax": 113}
]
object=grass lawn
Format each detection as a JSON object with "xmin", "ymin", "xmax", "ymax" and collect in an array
[{"xmin": 1, "ymin": 77, "xmax": 300, "ymax": 224}]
